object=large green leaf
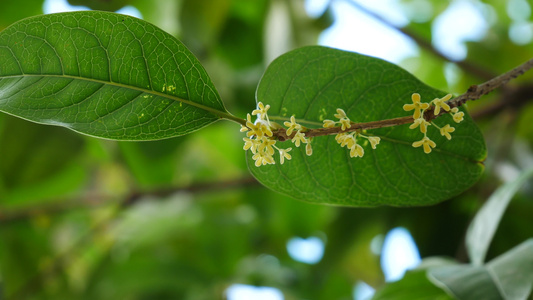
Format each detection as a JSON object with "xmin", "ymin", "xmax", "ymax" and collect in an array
[
  {"xmin": 247, "ymin": 46, "xmax": 486, "ymax": 206},
  {"xmin": 466, "ymin": 167, "xmax": 533, "ymax": 265},
  {"xmin": 0, "ymin": 11, "xmax": 230, "ymax": 141}
]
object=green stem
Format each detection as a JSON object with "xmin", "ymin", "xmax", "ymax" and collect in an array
[{"xmin": 222, "ymin": 112, "xmax": 247, "ymax": 126}]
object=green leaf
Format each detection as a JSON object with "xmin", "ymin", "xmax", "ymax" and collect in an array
[
  {"xmin": 0, "ymin": 11, "xmax": 232, "ymax": 141},
  {"xmin": 487, "ymin": 239, "xmax": 533, "ymax": 300},
  {"xmin": 428, "ymin": 239, "xmax": 533, "ymax": 300},
  {"xmin": 247, "ymin": 46, "xmax": 486, "ymax": 206},
  {"xmin": 466, "ymin": 167, "xmax": 533, "ymax": 265}
]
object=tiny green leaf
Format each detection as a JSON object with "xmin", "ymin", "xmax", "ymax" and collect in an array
[
  {"xmin": 466, "ymin": 167, "xmax": 533, "ymax": 265},
  {"xmin": 247, "ymin": 46, "xmax": 486, "ymax": 206},
  {"xmin": 0, "ymin": 11, "xmax": 231, "ymax": 141}
]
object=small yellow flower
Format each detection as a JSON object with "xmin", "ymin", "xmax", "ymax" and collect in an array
[
  {"xmin": 409, "ymin": 117, "xmax": 431, "ymax": 134},
  {"xmin": 350, "ymin": 144, "xmax": 364, "ymax": 158},
  {"xmin": 257, "ymin": 137, "xmax": 276, "ymax": 156},
  {"xmin": 412, "ymin": 136, "xmax": 436, "ymax": 154},
  {"xmin": 292, "ymin": 131, "xmax": 307, "ymax": 147},
  {"xmin": 279, "ymin": 148, "xmax": 292, "ymax": 164},
  {"xmin": 334, "ymin": 108, "xmax": 347, "ymax": 119},
  {"xmin": 432, "ymin": 94, "xmax": 452, "ymax": 115},
  {"xmin": 252, "ymin": 102, "xmax": 270, "ymax": 119},
  {"xmin": 323, "ymin": 119, "xmax": 336, "ymax": 128},
  {"xmin": 284, "ymin": 115, "xmax": 302, "ymax": 136},
  {"xmin": 451, "ymin": 107, "xmax": 464, "ymax": 123},
  {"xmin": 367, "ymin": 136, "xmax": 381, "ymax": 149},
  {"xmin": 403, "ymin": 93, "xmax": 430, "ymax": 119},
  {"xmin": 252, "ymin": 148, "xmax": 275, "ymax": 167},
  {"xmin": 339, "ymin": 134, "xmax": 355, "ymax": 148},
  {"xmin": 339, "ymin": 118, "xmax": 351, "ymax": 131},
  {"xmin": 439, "ymin": 124, "xmax": 455, "ymax": 140},
  {"xmin": 243, "ymin": 137, "xmax": 258, "ymax": 152},
  {"xmin": 306, "ymin": 143, "xmax": 313, "ymax": 156}
]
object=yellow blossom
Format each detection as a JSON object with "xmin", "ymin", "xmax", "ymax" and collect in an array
[
  {"xmin": 284, "ymin": 115, "xmax": 302, "ymax": 136},
  {"xmin": 339, "ymin": 118, "xmax": 351, "ymax": 131},
  {"xmin": 306, "ymin": 143, "xmax": 313, "ymax": 156},
  {"xmin": 253, "ymin": 152, "xmax": 274, "ymax": 167},
  {"xmin": 292, "ymin": 131, "xmax": 307, "ymax": 147},
  {"xmin": 403, "ymin": 93, "xmax": 430, "ymax": 119},
  {"xmin": 439, "ymin": 124, "xmax": 455, "ymax": 140},
  {"xmin": 451, "ymin": 107, "xmax": 464, "ymax": 123},
  {"xmin": 409, "ymin": 117, "xmax": 431, "ymax": 134},
  {"xmin": 432, "ymin": 94, "xmax": 452, "ymax": 115},
  {"xmin": 334, "ymin": 108, "xmax": 347, "ymax": 119},
  {"xmin": 252, "ymin": 102, "xmax": 270, "ymax": 119},
  {"xmin": 412, "ymin": 136, "xmax": 436, "ymax": 154},
  {"xmin": 350, "ymin": 144, "xmax": 364, "ymax": 158},
  {"xmin": 367, "ymin": 136, "xmax": 381, "ymax": 149},
  {"xmin": 243, "ymin": 137, "xmax": 258, "ymax": 152},
  {"xmin": 323, "ymin": 119, "xmax": 336, "ymax": 128},
  {"xmin": 278, "ymin": 148, "xmax": 292, "ymax": 164},
  {"xmin": 257, "ymin": 137, "xmax": 276, "ymax": 156}
]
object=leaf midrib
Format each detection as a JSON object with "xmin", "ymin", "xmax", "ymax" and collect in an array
[{"xmin": 0, "ymin": 73, "xmax": 239, "ymax": 122}]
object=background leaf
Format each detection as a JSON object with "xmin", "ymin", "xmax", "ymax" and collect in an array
[
  {"xmin": 428, "ymin": 265, "xmax": 503, "ymax": 300},
  {"xmin": 466, "ymin": 167, "xmax": 533, "ymax": 265},
  {"xmin": 0, "ymin": 11, "xmax": 228, "ymax": 141},
  {"xmin": 487, "ymin": 239, "xmax": 533, "ymax": 300},
  {"xmin": 428, "ymin": 239, "xmax": 533, "ymax": 300},
  {"xmin": 247, "ymin": 46, "xmax": 486, "ymax": 207}
]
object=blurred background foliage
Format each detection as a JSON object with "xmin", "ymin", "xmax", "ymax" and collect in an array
[{"xmin": 0, "ymin": 0, "xmax": 532, "ymax": 299}]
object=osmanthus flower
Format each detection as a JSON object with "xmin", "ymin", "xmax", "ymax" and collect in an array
[
  {"xmin": 278, "ymin": 148, "xmax": 292, "ymax": 164},
  {"xmin": 284, "ymin": 116, "xmax": 302, "ymax": 136},
  {"xmin": 404, "ymin": 93, "xmax": 463, "ymax": 154},
  {"xmin": 403, "ymin": 93, "xmax": 430, "ymax": 119},
  {"xmin": 252, "ymin": 102, "xmax": 271, "ymax": 120},
  {"xmin": 364, "ymin": 135, "xmax": 381, "ymax": 149},
  {"xmin": 252, "ymin": 148, "xmax": 275, "ymax": 167},
  {"xmin": 244, "ymin": 113, "xmax": 273, "ymax": 138},
  {"xmin": 412, "ymin": 136, "xmax": 436, "ymax": 154},
  {"xmin": 292, "ymin": 131, "xmax": 307, "ymax": 147},
  {"xmin": 451, "ymin": 107, "xmax": 464, "ymax": 123},
  {"xmin": 350, "ymin": 143, "xmax": 364, "ymax": 158},
  {"xmin": 242, "ymin": 102, "xmax": 305, "ymax": 167},
  {"xmin": 431, "ymin": 94, "xmax": 452, "ymax": 115},
  {"xmin": 409, "ymin": 117, "xmax": 431, "ymax": 134},
  {"xmin": 439, "ymin": 124, "xmax": 455, "ymax": 140}
]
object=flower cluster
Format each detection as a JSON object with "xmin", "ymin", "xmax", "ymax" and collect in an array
[
  {"xmin": 241, "ymin": 102, "xmax": 311, "ymax": 166},
  {"xmin": 323, "ymin": 109, "xmax": 381, "ymax": 158},
  {"xmin": 403, "ymin": 93, "xmax": 464, "ymax": 153}
]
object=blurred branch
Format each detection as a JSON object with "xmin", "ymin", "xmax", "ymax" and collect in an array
[
  {"xmin": 0, "ymin": 176, "xmax": 260, "ymax": 223},
  {"xmin": 471, "ymin": 85, "xmax": 533, "ymax": 119},
  {"xmin": 344, "ymin": 0, "xmax": 497, "ymax": 81},
  {"xmin": 447, "ymin": 58, "xmax": 533, "ymax": 109}
]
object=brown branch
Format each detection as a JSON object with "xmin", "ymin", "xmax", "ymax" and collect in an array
[
  {"xmin": 345, "ymin": 0, "xmax": 497, "ymax": 81},
  {"xmin": 470, "ymin": 85, "xmax": 533, "ymax": 119},
  {"xmin": 0, "ymin": 176, "xmax": 260, "ymax": 223},
  {"xmin": 273, "ymin": 57, "xmax": 533, "ymax": 140}
]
